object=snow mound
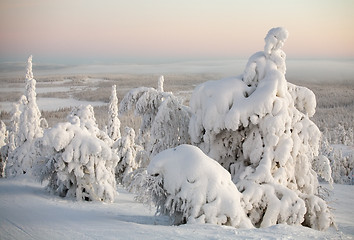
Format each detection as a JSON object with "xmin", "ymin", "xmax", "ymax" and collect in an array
[{"xmin": 146, "ymin": 144, "xmax": 253, "ymax": 228}]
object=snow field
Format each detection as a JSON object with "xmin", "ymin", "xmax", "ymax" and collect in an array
[{"xmin": 0, "ymin": 177, "xmax": 353, "ymax": 240}]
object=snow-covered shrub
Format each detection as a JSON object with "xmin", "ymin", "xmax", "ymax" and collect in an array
[
  {"xmin": 189, "ymin": 27, "xmax": 333, "ymax": 230},
  {"xmin": 34, "ymin": 105, "xmax": 118, "ymax": 202},
  {"xmin": 114, "ymin": 127, "xmax": 147, "ymax": 186},
  {"xmin": 6, "ymin": 56, "xmax": 45, "ymax": 176},
  {"xmin": 144, "ymin": 144, "xmax": 253, "ymax": 228},
  {"xmin": 107, "ymin": 85, "xmax": 121, "ymax": 141}
]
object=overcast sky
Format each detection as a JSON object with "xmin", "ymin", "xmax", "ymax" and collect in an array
[{"xmin": 1, "ymin": 0, "xmax": 353, "ymax": 64}]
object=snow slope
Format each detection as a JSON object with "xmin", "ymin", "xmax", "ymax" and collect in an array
[{"xmin": 0, "ymin": 177, "xmax": 352, "ymax": 240}]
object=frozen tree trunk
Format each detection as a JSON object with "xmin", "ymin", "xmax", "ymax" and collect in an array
[
  {"xmin": 6, "ymin": 56, "xmax": 44, "ymax": 176},
  {"xmin": 188, "ymin": 27, "xmax": 333, "ymax": 230},
  {"xmin": 107, "ymin": 85, "xmax": 121, "ymax": 141}
]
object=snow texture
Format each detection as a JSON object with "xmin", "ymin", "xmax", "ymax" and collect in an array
[
  {"xmin": 188, "ymin": 27, "xmax": 333, "ymax": 230},
  {"xmin": 146, "ymin": 144, "xmax": 253, "ymax": 228},
  {"xmin": 34, "ymin": 105, "xmax": 118, "ymax": 202}
]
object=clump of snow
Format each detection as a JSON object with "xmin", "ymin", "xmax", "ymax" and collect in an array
[
  {"xmin": 145, "ymin": 144, "xmax": 253, "ymax": 228},
  {"xmin": 189, "ymin": 27, "xmax": 333, "ymax": 230},
  {"xmin": 34, "ymin": 105, "xmax": 118, "ymax": 202}
]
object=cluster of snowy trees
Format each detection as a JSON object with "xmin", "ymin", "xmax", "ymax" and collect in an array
[{"xmin": 1, "ymin": 27, "xmax": 351, "ymax": 231}]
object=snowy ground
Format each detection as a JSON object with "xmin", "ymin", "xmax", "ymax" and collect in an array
[{"xmin": 0, "ymin": 176, "xmax": 353, "ymax": 240}]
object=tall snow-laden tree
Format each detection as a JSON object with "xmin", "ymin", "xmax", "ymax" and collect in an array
[
  {"xmin": 107, "ymin": 85, "xmax": 121, "ymax": 141},
  {"xmin": 6, "ymin": 56, "xmax": 44, "ymax": 176},
  {"xmin": 34, "ymin": 105, "xmax": 118, "ymax": 202},
  {"xmin": 189, "ymin": 27, "xmax": 333, "ymax": 230}
]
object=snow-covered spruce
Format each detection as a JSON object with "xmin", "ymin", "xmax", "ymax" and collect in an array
[
  {"xmin": 0, "ymin": 121, "xmax": 8, "ymax": 177},
  {"xmin": 114, "ymin": 127, "xmax": 147, "ymax": 186},
  {"xmin": 6, "ymin": 56, "xmax": 45, "ymax": 177},
  {"xmin": 189, "ymin": 27, "xmax": 333, "ymax": 230},
  {"xmin": 145, "ymin": 144, "xmax": 253, "ymax": 228},
  {"xmin": 107, "ymin": 85, "xmax": 121, "ymax": 141},
  {"xmin": 149, "ymin": 95, "xmax": 191, "ymax": 157},
  {"xmin": 34, "ymin": 105, "xmax": 118, "ymax": 202},
  {"xmin": 119, "ymin": 76, "xmax": 191, "ymax": 155}
]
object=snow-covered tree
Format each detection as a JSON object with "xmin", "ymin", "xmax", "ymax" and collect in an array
[
  {"xmin": 188, "ymin": 27, "xmax": 333, "ymax": 230},
  {"xmin": 119, "ymin": 76, "xmax": 191, "ymax": 155},
  {"xmin": 7, "ymin": 97, "xmax": 26, "ymax": 152},
  {"xmin": 34, "ymin": 105, "xmax": 118, "ymax": 202},
  {"xmin": 0, "ymin": 121, "xmax": 8, "ymax": 177},
  {"xmin": 107, "ymin": 85, "xmax": 121, "ymax": 141},
  {"xmin": 140, "ymin": 144, "xmax": 253, "ymax": 228},
  {"xmin": 6, "ymin": 56, "xmax": 44, "ymax": 176},
  {"xmin": 157, "ymin": 75, "xmax": 164, "ymax": 92},
  {"xmin": 119, "ymin": 86, "xmax": 167, "ymax": 148},
  {"xmin": 149, "ymin": 95, "xmax": 191, "ymax": 157},
  {"xmin": 114, "ymin": 127, "xmax": 147, "ymax": 186}
]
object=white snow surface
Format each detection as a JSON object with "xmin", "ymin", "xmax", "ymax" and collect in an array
[{"xmin": 0, "ymin": 176, "xmax": 352, "ymax": 240}]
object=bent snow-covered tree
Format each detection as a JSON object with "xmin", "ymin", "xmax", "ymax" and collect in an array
[
  {"xmin": 144, "ymin": 144, "xmax": 253, "ymax": 228},
  {"xmin": 189, "ymin": 27, "xmax": 333, "ymax": 230},
  {"xmin": 34, "ymin": 105, "xmax": 118, "ymax": 202},
  {"xmin": 6, "ymin": 56, "xmax": 44, "ymax": 176}
]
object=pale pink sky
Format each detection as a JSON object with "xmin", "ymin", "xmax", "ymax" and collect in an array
[{"xmin": 0, "ymin": 0, "xmax": 353, "ymax": 63}]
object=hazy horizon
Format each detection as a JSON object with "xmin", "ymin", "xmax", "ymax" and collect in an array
[{"xmin": 1, "ymin": 0, "xmax": 354, "ymax": 65}]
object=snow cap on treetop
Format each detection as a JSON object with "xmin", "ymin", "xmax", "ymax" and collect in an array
[
  {"xmin": 264, "ymin": 27, "xmax": 288, "ymax": 55},
  {"xmin": 26, "ymin": 55, "xmax": 34, "ymax": 80}
]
